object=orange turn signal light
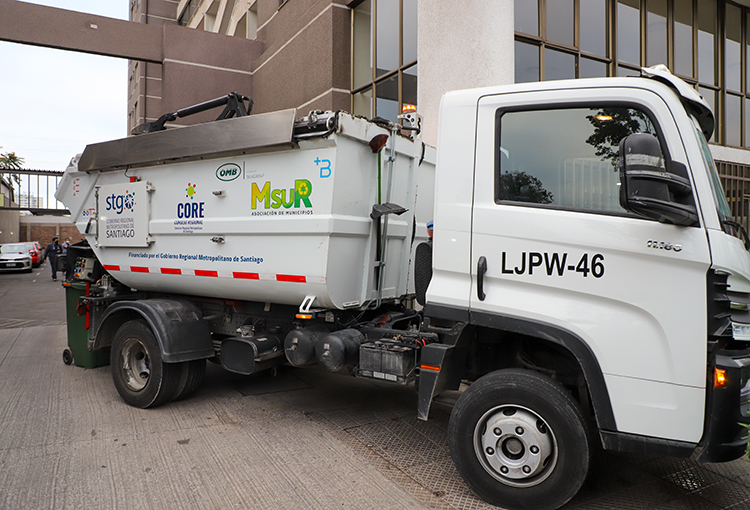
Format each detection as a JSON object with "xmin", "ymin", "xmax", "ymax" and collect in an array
[{"xmin": 714, "ymin": 368, "xmax": 727, "ymax": 388}]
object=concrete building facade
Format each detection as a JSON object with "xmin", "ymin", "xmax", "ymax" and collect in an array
[
  {"xmin": 4, "ymin": 0, "xmax": 750, "ymax": 228},
  {"xmin": 145, "ymin": 0, "xmax": 750, "ymax": 224}
]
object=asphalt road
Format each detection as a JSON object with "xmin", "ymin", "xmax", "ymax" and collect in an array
[
  {"xmin": 0, "ymin": 262, "xmax": 749, "ymax": 509},
  {"xmin": 0, "ymin": 259, "xmax": 66, "ymax": 328}
]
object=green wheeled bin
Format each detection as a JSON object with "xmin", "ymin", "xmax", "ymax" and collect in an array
[{"xmin": 63, "ymin": 280, "xmax": 110, "ymax": 368}]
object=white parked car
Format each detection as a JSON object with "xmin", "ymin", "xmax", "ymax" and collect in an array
[{"xmin": 0, "ymin": 243, "xmax": 33, "ymax": 273}]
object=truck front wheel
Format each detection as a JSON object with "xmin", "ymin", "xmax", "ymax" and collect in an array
[
  {"xmin": 110, "ymin": 319, "xmax": 180, "ymax": 408},
  {"xmin": 448, "ymin": 368, "xmax": 590, "ymax": 510}
]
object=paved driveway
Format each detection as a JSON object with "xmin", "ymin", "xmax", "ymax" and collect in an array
[{"xmin": 1, "ymin": 264, "xmax": 748, "ymax": 509}]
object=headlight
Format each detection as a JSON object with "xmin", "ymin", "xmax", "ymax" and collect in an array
[{"xmin": 731, "ymin": 322, "xmax": 750, "ymax": 341}]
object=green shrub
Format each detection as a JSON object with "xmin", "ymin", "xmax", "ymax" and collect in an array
[{"xmin": 742, "ymin": 423, "xmax": 750, "ymax": 461}]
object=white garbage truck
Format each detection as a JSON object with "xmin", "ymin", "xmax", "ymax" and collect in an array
[{"xmin": 57, "ymin": 67, "xmax": 750, "ymax": 510}]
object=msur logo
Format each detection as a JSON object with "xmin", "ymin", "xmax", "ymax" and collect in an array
[{"xmin": 251, "ymin": 179, "xmax": 313, "ymax": 210}]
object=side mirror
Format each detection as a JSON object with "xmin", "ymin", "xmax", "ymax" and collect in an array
[{"xmin": 619, "ymin": 133, "xmax": 698, "ymax": 226}]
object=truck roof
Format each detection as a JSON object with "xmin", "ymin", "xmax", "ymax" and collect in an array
[{"xmin": 441, "ymin": 65, "xmax": 714, "ymax": 139}]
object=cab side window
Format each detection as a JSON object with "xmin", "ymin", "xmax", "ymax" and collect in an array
[{"xmin": 496, "ymin": 106, "xmax": 659, "ymax": 214}]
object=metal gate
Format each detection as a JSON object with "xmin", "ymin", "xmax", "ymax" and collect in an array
[{"xmin": 717, "ymin": 160, "xmax": 750, "ymax": 234}]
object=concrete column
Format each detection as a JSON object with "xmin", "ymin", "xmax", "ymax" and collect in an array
[{"xmin": 417, "ymin": 0, "xmax": 514, "ymax": 146}]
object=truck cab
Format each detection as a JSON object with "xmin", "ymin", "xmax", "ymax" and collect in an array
[{"xmin": 427, "ymin": 66, "xmax": 750, "ymax": 509}]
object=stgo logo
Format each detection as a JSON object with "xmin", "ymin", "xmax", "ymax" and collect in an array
[
  {"xmin": 216, "ymin": 163, "xmax": 241, "ymax": 181},
  {"xmin": 104, "ymin": 190, "xmax": 136, "ymax": 215}
]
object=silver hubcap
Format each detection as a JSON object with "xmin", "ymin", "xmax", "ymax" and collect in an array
[
  {"xmin": 474, "ymin": 405, "xmax": 557, "ymax": 487},
  {"xmin": 120, "ymin": 338, "xmax": 150, "ymax": 391}
]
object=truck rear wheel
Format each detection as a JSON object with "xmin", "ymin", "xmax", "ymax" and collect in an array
[
  {"xmin": 172, "ymin": 359, "xmax": 206, "ymax": 401},
  {"xmin": 110, "ymin": 319, "xmax": 180, "ymax": 408},
  {"xmin": 448, "ymin": 368, "xmax": 590, "ymax": 510}
]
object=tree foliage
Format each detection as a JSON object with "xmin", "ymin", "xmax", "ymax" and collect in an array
[
  {"xmin": 498, "ymin": 171, "xmax": 554, "ymax": 204},
  {"xmin": 585, "ymin": 108, "xmax": 656, "ymax": 168},
  {"xmin": 0, "ymin": 147, "xmax": 24, "ymax": 170}
]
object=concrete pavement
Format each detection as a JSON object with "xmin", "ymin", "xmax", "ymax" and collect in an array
[{"xmin": 0, "ymin": 263, "xmax": 749, "ymax": 509}]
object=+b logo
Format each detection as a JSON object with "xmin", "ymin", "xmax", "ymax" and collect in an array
[{"xmin": 314, "ymin": 157, "xmax": 331, "ymax": 178}]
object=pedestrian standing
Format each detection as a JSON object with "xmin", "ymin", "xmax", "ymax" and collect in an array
[
  {"xmin": 45, "ymin": 237, "xmax": 63, "ymax": 281},
  {"xmin": 62, "ymin": 238, "xmax": 70, "ymax": 254}
]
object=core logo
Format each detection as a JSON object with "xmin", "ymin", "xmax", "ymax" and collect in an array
[
  {"xmin": 216, "ymin": 163, "xmax": 241, "ymax": 181},
  {"xmin": 178, "ymin": 182, "xmax": 205, "ymax": 218},
  {"xmin": 251, "ymin": 179, "xmax": 312, "ymax": 210},
  {"xmin": 104, "ymin": 190, "xmax": 136, "ymax": 215}
]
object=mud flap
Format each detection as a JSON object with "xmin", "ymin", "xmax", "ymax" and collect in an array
[{"xmin": 417, "ymin": 343, "xmax": 455, "ymax": 420}]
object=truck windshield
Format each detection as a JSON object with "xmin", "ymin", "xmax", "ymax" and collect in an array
[{"xmin": 691, "ymin": 116, "xmax": 739, "ymax": 239}]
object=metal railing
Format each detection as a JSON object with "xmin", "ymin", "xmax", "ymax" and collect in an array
[
  {"xmin": 0, "ymin": 168, "xmax": 68, "ymax": 215},
  {"xmin": 716, "ymin": 160, "xmax": 750, "ymax": 233},
  {"xmin": 2, "ymin": 162, "xmax": 750, "ymax": 223}
]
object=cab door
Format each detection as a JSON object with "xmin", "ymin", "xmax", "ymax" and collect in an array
[{"xmin": 469, "ymin": 86, "xmax": 712, "ymax": 442}]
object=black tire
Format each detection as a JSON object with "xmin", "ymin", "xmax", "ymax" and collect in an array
[
  {"xmin": 110, "ymin": 319, "xmax": 180, "ymax": 409},
  {"xmin": 172, "ymin": 359, "xmax": 206, "ymax": 401},
  {"xmin": 62, "ymin": 349, "xmax": 73, "ymax": 366},
  {"xmin": 448, "ymin": 368, "xmax": 590, "ymax": 510}
]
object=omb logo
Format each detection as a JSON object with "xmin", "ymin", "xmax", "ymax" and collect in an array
[{"xmin": 216, "ymin": 163, "xmax": 241, "ymax": 181}]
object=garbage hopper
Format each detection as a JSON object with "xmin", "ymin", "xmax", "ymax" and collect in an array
[{"xmin": 63, "ymin": 281, "xmax": 110, "ymax": 368}]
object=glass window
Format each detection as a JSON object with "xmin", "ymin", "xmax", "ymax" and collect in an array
[
  {"xmin": 497, "ymin": 106, "xmax": 658, "ymax": 214},
  {"xmin": 352, "ymin": 0, "xmax": 416, "ymax": 121},
  {"xmin": 515, "ymin": 0, "xmax": 539, "ymax": 36},
  {"xmin": 376, "ymin": 0, "xmax": 399, "ymax": 78},
  {"xmin": 402, "ymin": 0, "xmax": 417, "ymax": 64},
  {"xmin": 545, "ymin": 48, "xmax": 576, "ymax": 81},
  {"xmin": 375, "ymin": 74, "xmax": 399, "ymax": 122},
  {"xmin": 745, "ymin": 98, "xmax": 750, "ymax": 148},
  {"xmin": 546, "ymin": 0, "xmax": 574, "ymax": 46},
  {"xmin": 726, "ymin": 93, "xmax": 741, "ymax": 148},
  {"xmin": 580, "ymin": 0, "xmax": 607, "ymax": 57},
  {"xmin": 352, "ymin": 87, "xmax": 373, "ymax": 118},
  {"xmin": 673, "ymin": 0, "xmax": 693, "ymax": 78},
  {"xmin": 646, "ymin": 0, "xmax": 667, "ymax": 67},
  {"xmin": 513, "ymin": 0, "xmax": 750, "ymax": 148},
  {"xmin": 580, "ymin": 57, "xmax": 607, "ymax": 78},
  {"xmin": 352, "ymin": 0, "xmax": 372, "ymax": 89},
  {"xmin": 516, "ymin": 41, "xmax": 540, "ymax": 83},
  {"xmin": 618, "ymin": 0, "xmax": 640, "ymax": 66},
  {"xmin": 403, "ymin": 64, "xmax": 417, "ymax": 110},
  {"xmin": 692, "ymin": 117, "xmax": 732, "ymax": 220},
  {"xmin": 697, "ymin": 0, "xmax": 716, "ymax": 85},
  {"xmin": 726, "ymin": 3, "xmax": 742, "ymax": 93}
]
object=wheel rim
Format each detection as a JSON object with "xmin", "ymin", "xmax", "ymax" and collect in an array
[
  {"xmin": 473, "ymin": 404, "xmax": 558, "ymax": 488},
  {"xmin": 120, "ymin": 337, "xmax": 151, "ymax": 392}
]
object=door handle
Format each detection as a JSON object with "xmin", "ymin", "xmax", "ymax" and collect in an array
[{"xmin": 477, "ymin": 256, "xmax": 487, "ymax": 301}]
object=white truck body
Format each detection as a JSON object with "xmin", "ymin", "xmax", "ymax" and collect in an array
[
  {"xmin": 56, "ymin": 68, "xmax": 750, "ymax": 510},
  {"xmin": 58, "ymin": 111, "xmax": 435, "ymax": 310}
]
